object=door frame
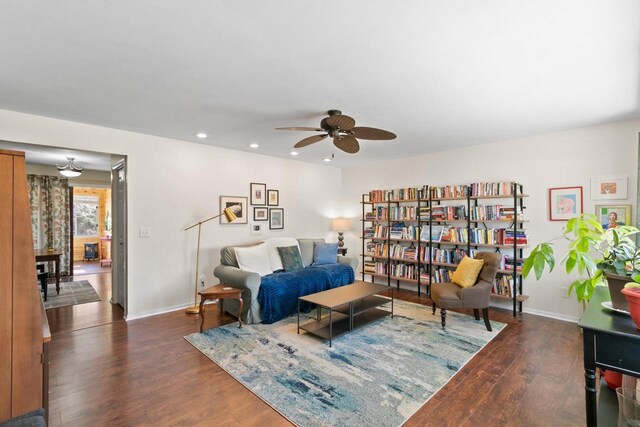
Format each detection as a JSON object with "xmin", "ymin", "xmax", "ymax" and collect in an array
[{"xmin": 111, "ymin": 158, "xmax": 128, "ymax": 316}]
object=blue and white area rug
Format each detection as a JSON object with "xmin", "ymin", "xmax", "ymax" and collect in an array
[{"xmin": 185, "ymin": 300, "xmax": 506, "ymax": 427}]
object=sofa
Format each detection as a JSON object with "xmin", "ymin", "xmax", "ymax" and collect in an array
[{"xmin": 213, "ymin": 238, "xmax": 358, "ymax": 324}]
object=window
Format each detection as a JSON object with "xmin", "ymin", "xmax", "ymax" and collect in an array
[{"xmin": 73, "ymin": 195, "xmax": 99, "ymax": 237}]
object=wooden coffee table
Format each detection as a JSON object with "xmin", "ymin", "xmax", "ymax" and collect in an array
[
  {"xmin": 198, "ymin": 285, "xmax": 243, "ymax": 332},
  {"xmin": 297, "ymin": 281, "xmax": 393, "ymax": 347}
]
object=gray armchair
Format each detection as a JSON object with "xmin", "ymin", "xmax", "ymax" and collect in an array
[{"xmin": 430, "ymin": 252, "xmax": 502, "ymax": 331}]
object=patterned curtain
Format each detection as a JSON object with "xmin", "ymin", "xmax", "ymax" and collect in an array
[{"xmin": 27, "ymin": 175, "xmax": 71, "ymax": 275}]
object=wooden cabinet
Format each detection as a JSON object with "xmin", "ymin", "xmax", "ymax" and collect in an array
[{"xmin": 0, "ymin": 149, "xmax": 47, "ymax": 422}]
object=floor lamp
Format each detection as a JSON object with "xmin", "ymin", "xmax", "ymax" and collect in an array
[{"xmin": 184, "ymin": 205, "xmax": 238, "ymax": 314}]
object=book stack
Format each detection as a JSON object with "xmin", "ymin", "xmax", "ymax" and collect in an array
[
  {"xmin": 364, "ymin": 261, "xmax": 376, "ymax": 274},
  {"xmin": 504, "ymin": 229, "xmax": 528, "ymax": 245},
  {"xmin": 364, "ymin": 211, "xmax": 377, "ymax": 221},
  {"xmin": 389, "ymin": 224, "xmax": 404, "ymax": 239},
  {"xmin": 391, "ymin": 263, "xmax": 418, "ymax": 280},
  {"xmin": 428, "ymin": 247, "xmax": 472, "ymax": 264},
  {"xmin": 373, "ymin": 225, "xmax": 388, "ymax": 238},
  {"xmin": 503, "ymin": 256, "xmax": 524, "ymax": 272},
  {"xmin": 363, "ymin": 226, "xmax": 374, "ymax": 238},
  {"xmin": 498, "ymin": 207, "xmax": 524, "ymax": 221}
]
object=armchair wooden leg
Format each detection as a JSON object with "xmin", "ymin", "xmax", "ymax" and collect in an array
[
  {"xmin": 440, "ymin": 308, "xmax": 446, "ymax": 329},
  {"xmin": 432, "ymin": 302, "xmax": 436, "ymax": 315},
  {"xmin": 473, "ymin": 309, "xmax": 480, "ymax": 320},
  {"xmin": 482, "ymin": 308, "xmax": 492, "ymax": 332}
]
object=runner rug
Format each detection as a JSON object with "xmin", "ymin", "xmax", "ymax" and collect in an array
[
  {"xmin": 44, "ymin": 280, "xmax": 101, "ymax": 309},
  {"xmin": 185, "ymin": 299, "xmax": 506, "ymax": 427}
]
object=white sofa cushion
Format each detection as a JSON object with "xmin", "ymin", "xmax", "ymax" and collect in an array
[
  {"xmin": 234, "ymin": 243, "xmax": 272, "ymax": 277},
  {"xmin": 265, "ymin": 237, "xmax": 301, "ymax": 271}
]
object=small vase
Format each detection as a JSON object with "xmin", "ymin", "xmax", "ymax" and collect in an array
[{"xmin": 621, "ymin": 288, "xmax": 640, "ymax": 331}]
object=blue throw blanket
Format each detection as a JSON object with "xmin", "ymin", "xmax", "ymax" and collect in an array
[{"xmin": 257, "ymin": 264, "xmax": 355, "ymax": 324}]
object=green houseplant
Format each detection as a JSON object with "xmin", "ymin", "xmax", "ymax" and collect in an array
[{"xmin": 523, "ymin": 214, "xmax": 640, "ymax": 302}]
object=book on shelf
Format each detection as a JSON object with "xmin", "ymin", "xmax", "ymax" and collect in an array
[
  {"xmin": 469, "ymin": 181, "xmax": 516, "ymax": 197},
  {"xmin": 420, "ymin": 225, "xmax": 444, "ymax": 242},
  {"xmin": 431, "ymin": 268, "xmax": 452, "ymax": 283},
  {"xmin": 430, "ymin": 185, "xmax": 468, "ymax": 199},
  {"xmin": 389, "ymin": 223, "xmax": 405, "ymax": 239},
  {"xmin": 369, "ymin": 187, "xmax": 419, "ymax": 203},
  {"xmin": 493, "ymin": 276, "xmax": 515, "ymax": 297},
  {"xmin": 363, "ymin": 226, "xmax": 374, "ymax": 238},
  {"xmin": 470, "ymin": 205, "xmax": 524, "ymax": 221},
  {"xmin": 364, "ymin": 212, "xmax": 377, "ymax": 221},
  {"xmin": 428, "ymin": 205, "xmax": 467, "ymax": 221},
  {"xmin": 503, "ymin": 255, "xmax": 524, "ymax": 271},
  {"xmin": 364, "ymin": 261, "xmax": 376, "ymax": 274}
]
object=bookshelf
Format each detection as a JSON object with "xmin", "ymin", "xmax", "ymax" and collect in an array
[{"xmin": 361, "ymin": 182, "xmax": 528, "ymax": 316}]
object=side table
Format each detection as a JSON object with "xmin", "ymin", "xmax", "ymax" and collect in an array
[{"xmin": 198, "ymin": 285, "xmax": 243, "ymax": 332}]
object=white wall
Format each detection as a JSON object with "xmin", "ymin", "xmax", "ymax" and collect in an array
[
  {"xmin": 0, "ymin": 109, "xmax": 342, "ymax": 319},
  {"xmin": 341, "ymin": 118, "xmax": 640, "ymax": 321}
]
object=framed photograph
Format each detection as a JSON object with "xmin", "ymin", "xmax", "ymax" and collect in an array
[
  {"xmin": 267, "ymin": 189, "xmax": 279, "ymax": 206},
  {"xmin": 253, "ymin": 207, "xmax": 268, "ymax": 221},
  {"xmin": 549, "ymin": 186, "xmax": 583, "ymax": 221},
  {"xmin": 596, "ymin": 205, "xmax": 632, "ymax": 230},
  {"xmin": 269, "ymin": 208, "xmax": 284, "ymax": 230},
  {"xmin": 590, "ymin": 176, "xmax": 627, "ymax": 200},
  {"xmin": 219, "ymin": 196, "xmax": 248, "ymax": 224},
  {"xmin": 250, "ymin": 182, "xmax": 266, "ymax": 205}
]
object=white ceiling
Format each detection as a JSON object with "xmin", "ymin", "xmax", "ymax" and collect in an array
[
  {"xmin": 0, "ymin": 140, "xmax": 113, "ymax": 171},
  {"xmin": 0, "ymin": 1, "xmax": 638, "ymax": 167}
]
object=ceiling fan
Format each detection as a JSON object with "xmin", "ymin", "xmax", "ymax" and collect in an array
[{"xmin": 276, "ymin": 110, "xmax": 396, "ymax": 154}]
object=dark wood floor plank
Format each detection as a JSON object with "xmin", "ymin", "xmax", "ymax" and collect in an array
[{"xmin": 47, "ymin": 280, "xmax": 585, "ymax": 427}]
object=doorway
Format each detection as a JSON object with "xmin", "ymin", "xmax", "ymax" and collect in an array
[{"xmin": 71, "ymin": 186, "xmax": 112, "ymax": 276}]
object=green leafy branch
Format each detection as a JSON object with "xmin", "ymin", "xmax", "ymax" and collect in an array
[{"xmin": 523, "ymin": 214, "xmax": 640, "ymax": 302}]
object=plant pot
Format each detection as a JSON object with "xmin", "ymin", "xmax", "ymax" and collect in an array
[
  {"xmin": 606, "ymin": 273, "xmax": 631, "ymax": 312},
  {"xmin": 621, "ymin": 288, "xmax": 640, "ymax": 330}
]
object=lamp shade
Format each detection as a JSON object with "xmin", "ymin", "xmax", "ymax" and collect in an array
[
  {"xmin": 331, "ymin": 218, "xmax": 352, "ymax": 232},
  {"xmin": 223, "ymin": 206, "xmax": 238, "ymax": 222}
]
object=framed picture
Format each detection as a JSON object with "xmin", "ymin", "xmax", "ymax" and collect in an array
[
  {"xmin": 219, "ymin": 196, "xmax": 248, "ymax": 224},
  {"xmin": 267, "ymin": 189, "xmax": 279, "ymax": 206},
  {"xmin": 549, "ymin": 186, "xmax": 583, "ymax": 221},
  {"xmin": 250, "ymin": 182, "xmax": 266, "ymax": 205},
  {"xmin": 269, "ymin": 208, "xmax": 284, "ymax": 230},
  {"xmin": 596, "ymin": 205, "xmax": 632, "ymax": 230},
  {"xmin": 590, "ymin": 176, "xmax": 627, "ymax": 200},
  {"xmin": 253, "ymin": 207, "xmax": 268, "ymax": 221}
]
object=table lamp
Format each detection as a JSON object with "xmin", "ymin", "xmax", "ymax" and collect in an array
[
  {"xmin": 184, "ymin": 204, "xmax": 239, "ymax": 314},
  {"xmin": 331, "ymin": 218, "xmax": 352, "ymax": 248}
]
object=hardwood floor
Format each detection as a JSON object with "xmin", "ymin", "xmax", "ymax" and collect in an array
[{"xmin": 47, "ymin": 284, "xmax": 585, "ymax": 426}]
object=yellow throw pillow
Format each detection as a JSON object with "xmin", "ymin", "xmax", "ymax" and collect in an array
[{"xmin": 451, "ymin": 256, "xmax": 484, "ymax": 288}]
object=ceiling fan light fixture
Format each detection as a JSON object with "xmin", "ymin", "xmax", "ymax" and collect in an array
[
  {"xmin": 56, "ymin": 157, "xmax": 84, "ymax": 178},
  {"xmin": 323, "ymin": 157, "xmax": 332, "ymax": 162}
]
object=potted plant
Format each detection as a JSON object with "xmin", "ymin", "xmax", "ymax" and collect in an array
[
  {"xmin": 523, "ymin": 214, "xmax": 640, "ymax": 304},
  {"xmin": 622, "ymin": 282, "xmax": 640, "ymax": 330}
]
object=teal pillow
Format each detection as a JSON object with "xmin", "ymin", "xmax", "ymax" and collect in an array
[
  {"xmin": 312, "ymin": 242, "xmax": 339, "ymax": 265},
  {"xmin": 277, "ymin": 246, "xmax": 304, "ymax": 271}
]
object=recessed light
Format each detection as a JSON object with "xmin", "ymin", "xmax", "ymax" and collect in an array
[
  {"xmin": 195, "ymin": 133, "xmax": 207, "ymax": 139},
  {"xmin": 249, "ymin": 143, "xmax": 259, "ymax": 148},
  {"xmin": 290, "ymin": 151, "xmax": 299, "ymax": 156},
  {"xmin": 323, "ymin": 157, "xmax": 332, "ymax": 162}
]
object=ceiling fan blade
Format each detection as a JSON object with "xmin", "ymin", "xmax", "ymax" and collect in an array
[
  {"xmin": 351, "ymin": 127, "xmax": 397, "ymax": 140},
  {"xmin": 294, "ymin": 134, "xmax": 328, "ymax": 148},
  {"xmin": 276, "ymin": 127, "xmax": 325, "ymax": 132},
  {"xmin": 334, "ymin": 136, "xmax": 360, "ymax": 154},
  {"xmin": 326, "ymin": 115, "xmax": 356, "ymax": 131}
]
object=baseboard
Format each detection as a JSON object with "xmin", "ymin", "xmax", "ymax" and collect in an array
[
  {"xmin": 125, "ymin": 300, "xmax": 218, "ymax": 321},
  {"xmin": 521, "ymin": 307, "xmax": 580, "ymax": 323}
]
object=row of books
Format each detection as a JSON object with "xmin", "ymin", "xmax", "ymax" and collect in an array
[
  {"xmin": 469, "ymin": 182, "xmax": 515, "ymax": 197},
  {"xmin": 369, "ymin": 181, "xmax": 519, "ymax": 203},
  {"xmin": 493, "ymin": 276, "xmax": 515, "ymax": 297},
  {"xmin": 430, "ymin": 185, "xmax": 468, "ymax": 199},
  {"xmin": 373, "ymin": 206, "xmax": 419, "ymax": 221},
  {"xmin": 369, "ymin": 187, "xmax": 419, "ymax": 202},
  {"xmin": 429, "ymin": 205, "xmax": 467, "ymax": 221},
  {"xmin": 469, "ymin": 205, "xmax": 524, "ymax": 221},
  {"xmin": 367, "ymin": 225, "xmax": 528, "ymax": 245}
]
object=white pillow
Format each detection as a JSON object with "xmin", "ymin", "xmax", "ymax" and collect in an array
[
  {"xmin": 265, "ymin": 237, "xmax": 301, "ymax": 271},
  {"xmin": 234, "ymin": 243, "xmax": 272, "ymax": 277}
]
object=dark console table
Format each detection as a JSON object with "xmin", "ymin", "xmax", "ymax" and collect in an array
[{"xmin": 578, "ymin": 285, "xmax": 640, "ymax": 426}]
